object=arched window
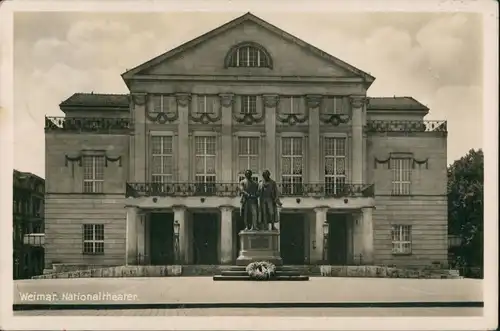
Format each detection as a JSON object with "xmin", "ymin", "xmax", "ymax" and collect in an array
[{"xmin": 225, "ymin": 42, "xmax": 272, "ymax": 68}]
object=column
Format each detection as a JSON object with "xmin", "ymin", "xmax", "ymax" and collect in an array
[
  {"xmin": 352, "ymin": 212, "xmax": 363, "ymax": 264},
  {"xmin": 125, "ymin": 206, "xmax": 138, "ymax": 265},
  {"xmin": 220, "ymin": 206, "xmax": 233, "ymax": 264},
  {"xmin": 219, "ymin": 94, "xmax": 234, "ymax": 182},
  {"xmin": 176, "ymin": 93, "xmax": 191, "ymax": 182},
  {"xmin": 346, "ymin": 217, "xmax": 353, "ymax": 264},
  {"xmin": 173, "ymin": 205, "xmax": 188, "ymax": 264},
  {"xmin": 136, "ymin": 211, "xmax": 145, "ymax": 264},
  {"xmin": 350, "ymin": 96, "xmax": 367, "ymax": 185},
  {"xmin": 263, "ymin": 94, "xmax": 279, "ymax": 176},
  {"xmin": 131, "ymin": 93, "xmax": 147, "ymax": 182},
  {"xmin": 313, "ymin": 207, "xmax": 328, "ymax": 263},
  {"xmin": 361, "ymin": 207, "xmax": 374, "ymax": 264},
  {"xmin": 307, "ymin": 95, "xmax": 322, "ymax": 182}
]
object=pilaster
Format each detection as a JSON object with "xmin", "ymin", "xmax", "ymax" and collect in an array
[
  {"xmin": 220, "ymin": 94, "xmax": 234, "ymax": 182},
  {"xmin": 312, "ymin": 207, "xmax": 328, "ymax": 263},
  {"xmin": 131, "ymin": 93, "xmax": 147, "ymax": 182},
  {"xmin": 349, "ymin": 96, "xmax": 367, "ymax": 185},
  {"xmin": 176, "ymin": 93, "xmax": 191, "ymax": 182},
  {"xmin": 125, "ymin": 206, "xmax": 138, "ymax": 265},
  {"xmin": 263, "ymin": 94, "xmax": 279, "ymax": 176},
  {"xmin": 361, "ymin": 207, "xmax": 374, "ymax": 264},
  {"xmin": 307, "ymin": 95, "xmax": 322, "ymax": 182},
  {"xmin": 219, "ymin": 206, "xmax": 234, "ymax": 264},
  {"xmin": 136, "ymin": 211, "xmax": 146, "ymax": 264},
  {"xmin": 173, "ymin": 205, "xmax": 188, "ymax": 264}
]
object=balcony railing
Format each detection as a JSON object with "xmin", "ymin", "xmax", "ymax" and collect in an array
[
  {"xmin": 365, "ymin": 120, "xmax": 447, "ymax": 133},
  {"xmin": 45, "ymin": 116, "xmax": 133, "ymax": 133},
  {"xmin": 126, "ymin": 182, "xmax": 374, "ymax": 198}
]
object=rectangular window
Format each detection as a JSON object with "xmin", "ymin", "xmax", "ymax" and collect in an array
[
  {"xmin": 391, "ymin": 158, "xmax": 412, "ymax": 195},
  {"xmin": 83, "ymin": 156, "xmax": 104, "ymax": 193},
  {"xmin": 194, "ymin": 136, "xmax": 217, "ymax": 194},
  {"xmin": 281, "ymin": 137, "xmax": 303, "ymax": 195},
  {"xmin": 238, "ymin": 137, "xmax": 260, "ymax": 182},
  {"xmin": 151, "ymin": 95, "xmax": 176, "ymax": 113},
  {"xmin": 151, "ymin": 136, "xmax": 174, "ymax": 183},
  {"xmin": 324, "ymin": 137, "xmax": 346, "ymax": 195},
  {"xmin": 197, "ymin": 95, "xmax": 216, "ymax": 114},
  {"xmin": 241, "ymin": 96, "xmax": 257, "ymax": 114},
  {"xmin": 280, "ymin": 96, "xmax": 303, "ymax": 115},
  {"xmin": 391, "ymin": 225, "xmax": 412, "ymax": 254},
  {"xmin": 323, "ymin": 97, "xmax": 343, "ymax": 114},
  {"xmin": 83, "ymin": 224, "xmax": 104, "ymax": 254}
]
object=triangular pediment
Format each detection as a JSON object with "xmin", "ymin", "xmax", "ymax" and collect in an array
[{"xmin": 122, "ymin": 13, "xmax": 375, "ymax": 83}]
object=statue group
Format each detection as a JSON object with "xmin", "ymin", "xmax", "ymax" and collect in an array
[{"xmin": 239, "ymin": 169, "xmax": 282, "ymax": 231}]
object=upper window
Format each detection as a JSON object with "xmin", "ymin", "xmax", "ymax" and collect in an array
[
  {"xmin": 225, "ymin": 42, "xmax": 272, "ymax": 68},
  {"xmin": 390, "ymin": 158, "xmax": 412, "ymax": 195},
  {"xmin": 83, "ymin": 155, "xmax": 104, "ymax": 193}
]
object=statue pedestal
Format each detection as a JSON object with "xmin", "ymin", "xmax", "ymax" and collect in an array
[{"xmin": 236, "ymin": 230, "xmax": 282, "ymax": 266}]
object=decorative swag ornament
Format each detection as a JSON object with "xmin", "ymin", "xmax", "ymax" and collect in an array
[
  {"xmin": 374, "ymin": 154, "xmax": 429, "ymax": 169},
  {"xmin": 246, "ymin": 261, "xmax": 276, "ymax": 280},
  {"xmin": 64, "ymin": 153, "xmax": 123, "ymax": 167}
]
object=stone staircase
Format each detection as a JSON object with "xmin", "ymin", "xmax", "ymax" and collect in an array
[{"xmin": 213, "ymin": 265, "xmax": 309, "ymax": 281}]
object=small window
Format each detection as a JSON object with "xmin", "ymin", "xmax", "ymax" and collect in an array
[
  {"xmin": 391, "ymin": 225, "xmax": 412, "ymax": 254},
  {"xmin": 151, "ymin": 95, "xmax": 176, "ymax": 113},
  {"xmin": 83, "ymin": 224, "xmax": 104, "ymax": 254},
  {"xmin": 226, "ymin": 43, "xmax": 272, "ymax": 68},
  {"xmin": 197, "ymin": 95, "xmax": 217, "ymax": 114},
  {"xmin": 241, "ymin": 96, "xmax": 257, "ymax": 114}
]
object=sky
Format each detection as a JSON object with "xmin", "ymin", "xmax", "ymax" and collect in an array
[{"xmin": 12, "ymin": 10, "xmax": 484, "ymax": 178}]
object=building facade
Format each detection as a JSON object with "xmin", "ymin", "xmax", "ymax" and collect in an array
[
  {"xmin": 44, "ymin": 13, "xmax": 448, "ymax": 271},
  {"xmin": 13, "ymin": 170, "xmax": 45, "ymax": 279}
]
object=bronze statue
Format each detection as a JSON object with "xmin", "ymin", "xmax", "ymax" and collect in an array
[
  {"xmin": 258, "ymin": 170, "xmax": 282, "ymax": 230},
  {"xmin": 239, "ymin": 169, "xmax": 259, "ymax": 230}
]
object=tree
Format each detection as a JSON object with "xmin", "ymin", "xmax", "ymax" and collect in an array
[{"xmin": 447, "ymin": 149, "xmax": 484, "ymax": 278}]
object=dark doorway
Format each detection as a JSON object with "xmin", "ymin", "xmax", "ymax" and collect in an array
[
  {"xmin": 327, "ymin": 214, "xmax": 348, "ymax": 265},
  {"xmin": 149, "ymin": 213, "xmax": 174, "ymax": 265},
  {"xmin": 192, "ymin": 213, "xmax": 219, "ymax": 264},
  {"xmin": 280, "ymin": 213, "xmax": 305, "ymax": 265}
]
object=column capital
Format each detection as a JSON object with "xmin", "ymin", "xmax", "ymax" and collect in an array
[
  {"xmin": 349, "ymin": 95, "xmax": 369, "ymax": 108},
  {"xmin": 306, "ymin": 94, "xmax": 323, "ymax": 109},
  {"xmin": 313, "ymin": 206, "xmax": 329, "ymax": 214},
  {"xmin": 175, "ymin": 93, "xmax": 192, "ymax": 107},
  {"xmin": 131, "ymin": 93, "xmax": 147, "ymax": 106},
  {"xmin": 218, "ymin": 93, "xmax": 234, "ymax": 107},
  {"xmin": 172, "ymin": 205, "xmax": 187, "ymax": 212},
  {"xmin": 262, "ymin": 94, "xmax": 279, "ymax": 108},
  {"xmin": 219, "ymin": 205, "xmax": 234, "ymax": 213}
]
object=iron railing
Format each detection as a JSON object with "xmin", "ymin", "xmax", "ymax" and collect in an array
[
  {"xmin": 365, "ymin": 120, "xmax": 447, "ymax": 133},
  {"xmin": 45, "ymin": 116, "xmax": 133, "ymax": 133},
  {"xmin": 125, "ymin": 182, "xmax": 374, "ymax": 198}
]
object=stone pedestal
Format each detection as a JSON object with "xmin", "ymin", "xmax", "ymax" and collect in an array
[{"xmin": 236, "ymin": 230, "xmax": 282, "ymax": 266}]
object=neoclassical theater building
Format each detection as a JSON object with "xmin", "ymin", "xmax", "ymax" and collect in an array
[{"xmin": 44, "ymin": 13, "xmax": 448, "ymax": 271}]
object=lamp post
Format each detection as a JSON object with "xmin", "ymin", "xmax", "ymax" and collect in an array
[
  {"xmin": 173, "ymin": 220, "xmax": 180, "ymax": 264},
  {"xmin": 322, "ymin": 220, "xmax": 329, "ymax": 263}
]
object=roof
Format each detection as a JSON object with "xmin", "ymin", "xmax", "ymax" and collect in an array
[
  {"xmin": 367, "ymin": 97, "xmax": 429, "ymax": 111},
  {"xmin": 60, "ymin": 93, "xmax": 130, "ymax": 109},
  {"xmin": 121, "ymin": 12, "xmax": 375, "ymax": 84}
]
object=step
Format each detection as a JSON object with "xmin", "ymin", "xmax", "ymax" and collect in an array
[
  {"xmin": 220, "ymin": 270, "xmax": 302, "ymax": 277},
  {"xmin": 213, "ymin": 275, "xmax": 309, "ymax": 281}
]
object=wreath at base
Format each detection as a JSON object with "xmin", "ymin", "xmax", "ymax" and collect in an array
[{"xmin": 246, "ymin": 261, "xmax": 276, "ymax": 280}]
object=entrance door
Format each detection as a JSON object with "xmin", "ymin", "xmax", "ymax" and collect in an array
[
  {"xmin": 149, "ymin": 213, "xmax": 174, "ymax": 265},
  {"xmin": 192, "ymin": 213, "xmax": 218, "ymax": 264},
  {"xmin": 327, "ymin": 214, "xmax": 348, "ymax": 264},
  {"xmin": 280, "ymin": 213, "xmax": 305, "ymax": 265}
]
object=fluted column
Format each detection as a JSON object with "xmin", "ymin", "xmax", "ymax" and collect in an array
[
  {"xmin": 313, "ymin": 207, "xmax": 328, "ymax": 263},
  {"xmin": 125, "ymin": 206, "xmax": 138, "ymax": 265},
  {"xmin": 176, "ymin": 93, "xmax": 191, "ymax": 182},
  {"xmin": 307, "ymin": 95, "xmax": 322, "ymax": 182},
  {"xmin": 220, "ymin": 206, "xmax": 234, "ymax": 264},
  {"xmin": 263, "ymin": 94, "xmax": 279, "ymax": 176},
  {"xmin": 173, "ymin": 205, "xmax": 188, "ymax": 264},
  {"xmin": 350, "ymin": 96, "xmax": 367, "ymax": 185},
  {"xmin": 361, "ymin": 207, "xmax": 374, "ymax": 264},
  {"xmin": 131, "ymin": 93, "xmax": 147, "ymax": 182},
  {"xmin": 220, "ymin": 94, "xmax": 234, "ymax": 182}
]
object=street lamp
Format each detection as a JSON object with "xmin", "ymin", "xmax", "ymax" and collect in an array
[
  {"xmin": 173, "ymin": 220, "xmax": 180, "ymax": 264},
  {"xmin": 322, "ymin": 220, "xmax": 329, "ymax": 263}
]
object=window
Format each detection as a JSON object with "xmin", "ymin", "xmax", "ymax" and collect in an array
[
  {"xmin": 391, "ymin": 158, "xmax": 412, "ymax": 195},
  {"xmin": 324, "ymin": 137, "xmax": 346, "ymax": 195},
  {"xmin": 391, "ymin": 225, "xmax": 412, "ymax": 254},
  {"xmin": 83, "ymin": 156, "xmax": 104, "ymax": 193},
  {"xmin": 241, "ymin": 95, "xmax": 257, "ymax": 114},
  {"xmin": 228, "ymin": 45, "xmax": 270, "ymax": 67},
  {"xmin": 197, "ymin": 95, "xmax": 217, "ymax": 114},
  {"xmin": 151, "ymin": 136, "xmax": 174, "ymax": 183},
  {"xmin": 83, "ymin": 224, "xmax": 104, "ymax": 254},
  {"xmin": 238, "ymin": 137, "xmax": 260, "ymax": 182},
  {"xmin": 323, "ymin": 97, "xmax": 343, "ymax": 114},
  {"xmin": 151, "ymin": 95, "xmax": 176, "ymax": 113},
  {"xmin": 195, "ymin": 136, "xmax": 217, "ymax": 194},
  {"xmin": 281, "ymin": 137, "xmax": 303, "ymax": 195},
  {"xmin": 280, "ymin": 96, "xmax": 303, "ymax": 115}
]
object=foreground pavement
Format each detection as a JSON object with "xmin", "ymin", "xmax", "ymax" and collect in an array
[
  {"xmin": 14, "ymin": 277, "xmax": 483, "ymax": 305},
  {"xmin": 14, "ymin": 307, "xmax": 483, "ymax": 317}
]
